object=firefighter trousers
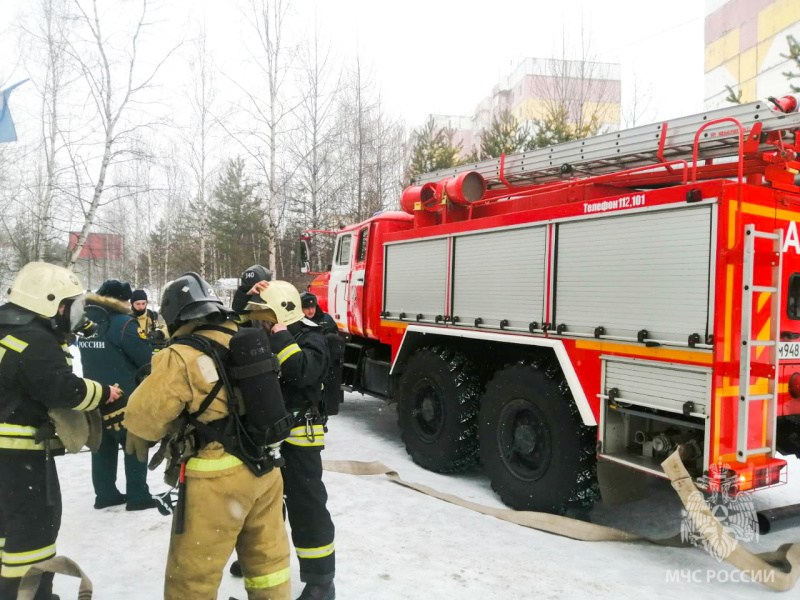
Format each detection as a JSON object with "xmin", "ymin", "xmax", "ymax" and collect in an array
[
  {"xmin": 0, "ymin": 453, "xmax": 60, "ymax": 600},
  {"xmin": 282, "ymin": 442, "xmax": 335, "ymax": 584},
  {"xmin": 165, "ymin": 460, "xmax": 290, "ymax": 600}
]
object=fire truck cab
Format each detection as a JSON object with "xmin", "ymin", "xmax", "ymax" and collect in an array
[{"xmin": 306, "ymin": 95, "xmax": 800, "ymax": 514}]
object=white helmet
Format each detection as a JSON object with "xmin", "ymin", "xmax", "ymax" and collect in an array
[
  {"xmin": 7, "ymin": 262, "xmax": 84, "ymax": 318},
  {"xmin": 246, "ymin": 280, "xmax": 304, "ymax": 326}
]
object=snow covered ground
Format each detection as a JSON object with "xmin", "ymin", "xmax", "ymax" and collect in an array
[
  {"xmin": 54, "ymin": 346, "xmax": 800, "ymax": 599},
  {"xmin": 47, "ymin": 386, "xmax": 800, "ymax": 599}
]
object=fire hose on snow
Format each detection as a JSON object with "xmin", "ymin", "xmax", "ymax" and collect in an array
[
  {"xmin": 17, "ymin": 452, "xmax": 800, "ymax": 596},
  {"xmin": 17, "ymin": 556, "xmax": 93, "ymax": 600},
  {"xmin": 323, "ymin": 450, "xmax": 800, "ymax": 592}
]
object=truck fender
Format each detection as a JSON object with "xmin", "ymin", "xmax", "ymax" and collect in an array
[{"xmin": 390, "ymin": 325, "xmax": 597, "ymax": 427}]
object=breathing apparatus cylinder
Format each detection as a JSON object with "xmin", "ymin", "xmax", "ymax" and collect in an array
[{"xmin": 228, "ymin": 327, "xmax": 292, "ymax": 445}]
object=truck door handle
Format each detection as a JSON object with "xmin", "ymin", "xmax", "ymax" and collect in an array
[
  {"xmin": 340, "ymin": 279, "xmax": 348, "ymax": 283},
  {"xmin": 356, "ymin": 278, "xmax": 364, "ymax": 283}
]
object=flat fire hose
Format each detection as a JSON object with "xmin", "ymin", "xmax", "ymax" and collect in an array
[
  {"xmin": 17, "ymin": 556, "xmax": 92, "ymax": 600},
  {"xmin": 662, "ymin": 451, "xmax": 800, "ymax": 592},
  {"xmin": 323, "ymin": 451, "xmax": 800, "ymax": 591}
]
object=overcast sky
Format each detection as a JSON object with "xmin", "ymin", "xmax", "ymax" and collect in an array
[{"xmin": 0, "ymin": 0, "xmax": 706, "ymax": 129}]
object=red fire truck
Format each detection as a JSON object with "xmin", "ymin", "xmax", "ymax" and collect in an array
[{"xmin": 302, "ymin": 95, "xmax": 800, "ymax": 514}]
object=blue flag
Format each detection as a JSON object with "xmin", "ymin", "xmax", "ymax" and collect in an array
[{"xmin": 0, "ymin": 79, "xmax": 29, "ymax": 143}]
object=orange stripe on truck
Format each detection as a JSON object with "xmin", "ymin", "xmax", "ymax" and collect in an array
[{"xmin": 574, "ymin": 340, "xmax": 712, "ymax": 364}]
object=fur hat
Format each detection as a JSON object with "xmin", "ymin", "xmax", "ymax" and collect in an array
[{"xmin": 96, "ymin": 280, "xmax": 133, "ymax": 302}]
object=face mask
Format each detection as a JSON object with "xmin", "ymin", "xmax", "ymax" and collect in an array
[
  {"xmin": 54, "ymin": 296, "xmax": 98, "ymax": 338},
  {"xmin": 72, "ymin": 314, "xmax": 98, "ymax": 338},
  {"xmin": 132, "ymin": 307, "xmax": 146, "ymax": 317}
]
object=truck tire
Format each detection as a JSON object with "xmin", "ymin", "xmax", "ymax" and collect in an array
[
  {"xmin": 397, "ymin": 346, "xmax": 481, "ymax": 473},
  {"xmin": 479, "ymin": 362, "xmax": 598, "ymax": 513}
]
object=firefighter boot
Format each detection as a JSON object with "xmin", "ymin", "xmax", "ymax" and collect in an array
[
  {"xmin": 229, "ymin": 559, "xmax": 242, "ymax": 577},
  {"xmin": 297, "ymin": 582, "xmax": 335, "ymax": 600}
]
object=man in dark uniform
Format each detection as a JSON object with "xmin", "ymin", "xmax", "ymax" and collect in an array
[
  {"xmin": 300, "ymin": 293, "xmax": 343, "ymax": 417},
  {"xmin": 299, "ymin": 293, "xmax": 337, "ymax": 334},
  {"xmin": 242, "ymin": 279, "xmax": 336, "ymax": 600},
  {"xmin": 79, "ymin": 280, "xmax": 155, "ymax": 511},
  {"xmin": 0, "ymin": 262, "xmax": 121, "ymax": 600}
]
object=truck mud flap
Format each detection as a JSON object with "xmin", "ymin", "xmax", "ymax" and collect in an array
[{"xmin": 324, "ymin": 452, "xmax": 800, "ymax": 591}]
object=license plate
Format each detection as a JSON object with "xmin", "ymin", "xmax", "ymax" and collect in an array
[{"xmin": 778, "ymin": 342, "xmax": 800, "ymax": 361}]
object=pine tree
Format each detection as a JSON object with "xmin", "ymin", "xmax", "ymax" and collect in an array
[
  {"xmin": 527, "ymin": 104, "xmax": 579, "ymax": 149},
  {"xmin": 477, "ymin": 111, "xmax": 531, "ymax": 159},
  {"xmin": 783, "ymin": 35, "xmax": 800, "ymax": 93},
  {"xmin": 724, "ymin": 84, "xmax": 743, "ymax": 104},
  {"xmin": 208, "ymin": 158, "xmax": 269, "ymax": 277},
  {"xmin": 406, "ymin": 117, "xmax": 462, "ymax": 183}
]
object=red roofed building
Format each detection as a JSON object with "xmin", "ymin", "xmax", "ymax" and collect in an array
[{"xmin": 68, "ymin": 232, "xmax": 123, "ymax": 289}]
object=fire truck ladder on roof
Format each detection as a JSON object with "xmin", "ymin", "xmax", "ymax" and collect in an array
[
  {"xmin": 412, "ymin": 97, "xmax": 800, "ymax": 188},
  {"xmin": 738, "ymin": 225, "xmax": 783, "ymax": 462}
]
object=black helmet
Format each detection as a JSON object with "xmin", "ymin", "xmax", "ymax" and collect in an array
[
  {"xmin": 241, "ymin": 265, "xmax": 272, "ymax": 289},
  {"xmin": 160, "ymin": 272, "xmax": 230, "ymax": 329}
]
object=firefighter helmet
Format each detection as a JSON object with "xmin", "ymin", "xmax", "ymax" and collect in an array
[
  {"xmin": 241, "ymin": 264, "xmax": 272, "ymax": 289},
  {"xmin": 160, "ymin": 272, "xmax": 230, "ymax": 330},
  {"xmin": 7, "ymin": 262, "xmax": 84, "ymax": 318},
  {"xmin": 246, "ymin": 280, "xmax": 304, "ymax": 326}
]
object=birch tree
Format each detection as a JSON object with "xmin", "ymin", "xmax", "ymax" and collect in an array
[
  {"xmin": 235, "ymin": 0, "xmax": 294, "ymax": 275},
  {"xmin": 183, "ymin": 22, "xmax": 221, "ymax": 279},
  {"xmin": 20, "ymin": 0, "xmax": 74, "ymax": 261},
  {"xmin": 288, "ymin": 20, "xmax": 341, "ymax": 266},
  {"xmin": 66, "ymin": 0, "xmax": 179, "ymax": 267},
  {"xmin": 529, "ymin": 24, "xmax": 619, "ymax": 145}
]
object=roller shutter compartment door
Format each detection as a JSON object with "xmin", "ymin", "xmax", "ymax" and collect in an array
[
  {"xmin": 554, "ymin": 206, "xmax": 712, "ymax": 343},
  {"xmin": 384, "ymin": 238, "xmax": 448, "ymax": 320},
  {"xmin": 604, "ymin": 357, "xmax": 711, "ymax": 416},
  {"xmin": 452, "ymin": 227, "xmax": 546, "ymax": 329}
]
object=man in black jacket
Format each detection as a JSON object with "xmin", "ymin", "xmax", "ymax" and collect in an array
[
  {"xmin": 299, "ymin": 293, "xmax": 337, "ymax": 334},
  {"xmin": 300, "ymin": 293, "xmax": 343, "ymax": 417},
  {"xmin": 0, "ymin": 262, "xmax": 121, "ymax": 600},
  {"xmin": 243, "ymin": 279, "xmax": 335, "ymax": 600},
  {"xmin": 79, "ymin": 280, "xmax": 155, "ymax": 511}
]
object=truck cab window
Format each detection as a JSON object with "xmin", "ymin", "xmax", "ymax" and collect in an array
[
  {"xmin": 356, "ymin": 229, "xmax": 368, "ymax": 263},
  {"xmin": 335, "ymin": 235, "xmax": 352, "ymax": 266},
  {"xmin": 788, "ymin": 274, "xmax": 800, "ymax": 320}
]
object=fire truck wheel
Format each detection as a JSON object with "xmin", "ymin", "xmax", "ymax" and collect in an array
[
  {"xmin": 479, "ymin": 362, "xmax": 598, "ymax": 513},
  {"xmin": 396, "ymin": 346, "xmax": 481, "ymax": 473}
]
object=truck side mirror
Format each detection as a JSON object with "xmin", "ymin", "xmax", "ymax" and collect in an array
[{"xmin": 297, "ymin": 239, "xmax": 311, "ymax": 274}]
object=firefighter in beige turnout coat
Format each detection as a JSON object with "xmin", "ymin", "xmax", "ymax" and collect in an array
[{"xmin": 123, "ymin": 273, "xmax": 290, "ymax": 600}]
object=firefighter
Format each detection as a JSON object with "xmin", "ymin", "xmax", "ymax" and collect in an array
[
  {"xmin": 0, "ymin": 262, "xmax": 121, "ymax": 600},
  {"xmin": 244, "ymin": 280, "xmax": 335, "ymax": 600},
  {"xmin": 232, "ymin": 264, "xmax": 274, "ymax": 315},
  {"xmin": 123, "ymin": 273, "xmax": 290, "ymax": 600},
  {"xmin": 300, "ymin": 293, "xmax": 343, "ymax": 417},
  {"xmin": 130, "ymin": 289, "xmax": 168, "ymax": 344},
  {"xmin": 78, "ymin": 280, "xmax": 155, "ymax": 511}
]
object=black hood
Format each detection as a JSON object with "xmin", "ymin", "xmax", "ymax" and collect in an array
[{"xmin": 0, "ymin": 303, "xmax": 38, "ymax": 325}]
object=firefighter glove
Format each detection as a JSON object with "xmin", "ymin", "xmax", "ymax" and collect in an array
[{"xmin": 125, "ymin": 431, "xmax": 151, "ymax": 463}]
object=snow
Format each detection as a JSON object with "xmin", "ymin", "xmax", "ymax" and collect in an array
[{"xmin": 53, "ymin": 348, "xmax": 800, "ymax": 598}]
